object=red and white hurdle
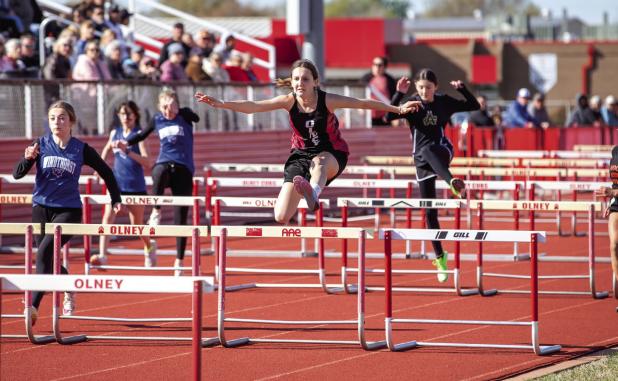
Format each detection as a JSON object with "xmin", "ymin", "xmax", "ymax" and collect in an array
[
  {"xmin": 382, "ymin": 228, "xmax": 561, "ymax": 355},
  {"xmin": 211, "ymin": 225, "xmax": 385, "ymax": 349}
]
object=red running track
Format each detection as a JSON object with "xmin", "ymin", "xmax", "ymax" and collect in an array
[{"xmin": 1, "ymin": 218, "xmax": 617, "ymax": 380}]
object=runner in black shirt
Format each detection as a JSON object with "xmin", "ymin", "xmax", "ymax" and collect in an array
[
  {"xmin": 595, "ymin": 145, "xmax": 618, "ymax": 294},
  {"xmin": 386, "ymin": 68, "xmax": 480, "ymax": 282},
  {"xmin": 195, "ymin": 59, "xmax": 419, "ymax": 223}
]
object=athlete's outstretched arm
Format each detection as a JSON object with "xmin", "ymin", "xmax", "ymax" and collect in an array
[
  {"xmin": 325, "ymin": 92, "xmax": 420, "ymax": 114},
  {"xmin": 194, "ymin": 92, "xmax": 293, "ymax": 114}
]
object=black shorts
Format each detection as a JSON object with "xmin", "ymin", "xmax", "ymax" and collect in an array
[
  {"xmin": 283, "ymin": 149, "xmax": 348, "ymax": 186},
  {"xmin": 609, "ymin": 199, "xmax": 618, "ymax": 214}
]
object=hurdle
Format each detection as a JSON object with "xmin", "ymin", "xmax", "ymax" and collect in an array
[
  {"xmin": 35, "ymin": 223, "xmax": 218, "ymax": 340},
  {"xmin": 213, "ymin": 225, "xmax": 385, "ymax": 350},
  {"xmin": 382, "ymin": 228, "xmax": 561, "ymax": 355},
  {"xmin": 82, "ymin": 194, "xmax": 209, "ymax": 273},
  {"xmin": 471, "ymin": 201, "xmax": 609, "ymax": 299}
]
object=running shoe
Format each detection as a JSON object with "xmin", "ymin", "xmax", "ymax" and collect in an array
[
  {"xmin": 144, "ymin": 240, "xmax": 157, "ymax": 267},
  {"xmin": 174, "ymin": 258, "xmax": 183, "ymax": 277},
  {"xmin": 449, "ymin": 178, "xmax": 466, "ymax": 199},
  {"xmin": 63, "ymin": 292, "xmax": 75, "ymax": 316},
  {"xmin": 89, "ymin": 254, "xmax": 108, "ymax": 267},
  {"xmin": 148, "ymin": 209, "xmax": 161, "ymax": 226},
  {"xmin": 432, "ymin": 253, "xmax": 449, "ymax": 283},
  {"xmin": 292, "ymin": 175, "xmax": 319, "ymax": 211}
]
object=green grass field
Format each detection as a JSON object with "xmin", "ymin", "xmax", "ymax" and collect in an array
[{"xmin": 535, "ymin": 349, "xmax": 618, "ymax": 380}]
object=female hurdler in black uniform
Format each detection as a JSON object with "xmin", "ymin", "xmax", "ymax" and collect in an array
[
  {"xmin": 194, "ymin": 59, "xmax": 419, "ymax": 224},
  {"xmin": 385, "ymin": 68, "xmax": 480, "ymax": 282},
  {"xmin": 595, "ymin": 146, "xmax": 618, "ymax": 298}
]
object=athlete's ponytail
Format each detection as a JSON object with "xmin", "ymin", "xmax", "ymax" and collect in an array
[{"xmin": 275, "ymin": 59, "xmax": 320, "ymax": 90}]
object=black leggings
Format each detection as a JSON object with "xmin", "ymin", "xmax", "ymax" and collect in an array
[
  {"xmin": 32, "ymin": 205, "xmax": 82, "ymax": 309},
  {"xmin": 151, "ymin": 162, "xmax": 193, "ymax": 259},
  {"xmin": 418, "ymin": 178, "xmax": 444, "ymax": 258}
]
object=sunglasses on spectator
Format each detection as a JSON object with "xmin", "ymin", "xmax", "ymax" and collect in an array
[
  {"xmin": 88, "ymin": 47, "xmax": 100, "ymax": 52},
  {"xmin": 22, "ymin": 44, "xmax": 34, "ymax": 49},
  {"xmin": 372, "ymin": 62, "xmax": 384, "ymax": 67}
]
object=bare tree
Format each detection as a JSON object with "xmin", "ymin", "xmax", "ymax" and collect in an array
[
  {"xmin": 423, "ymin": 0, "xmax": 540, "ymax": 18},
  {"xmin": 325, "ymin": 0, "xmax": 409, "ymax": 18}
]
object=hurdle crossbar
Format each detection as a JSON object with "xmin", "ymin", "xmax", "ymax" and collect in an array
[
  {"xmin": 213, "ymin": 226, "xmax": 385, "ymax": 350},
  {"xmin": 382, "ymin": 228, "xmax": 560, "ymax": 355}
]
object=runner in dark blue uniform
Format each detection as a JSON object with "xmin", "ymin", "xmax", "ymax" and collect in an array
[
  {"xmin": 195, "ymin": 59, "xmax": 419, "ymax": 224},
  {"xmin": 13, "ymin": 100, "xmax": 122, "ymax": 324},
  {"xmin": 595, "ymin": 145, "xmax": 618, "ymax": 295},
  {"xmin": 90, "ymin": 101, "xmax": 157, "ymax": 268},
  {"xmin": 115, "ymin": 88, "xmax": 199, "ymax": 276},
  {"xmin": 386, "ymin": 68, "xmax": 480, "ymax": 282}
]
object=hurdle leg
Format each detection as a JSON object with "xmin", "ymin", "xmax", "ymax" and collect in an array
[
  {"xmin": 52, "ymin": 226, "xmax": 87, "ymax": 345},
  {"xmin": 588, "ymin": 206, "xmax": 609, "ymax": 299},
  {"xmin": 356, "ymin": 230, "xmax": 385, "ymax": 350},
  {"xmin": 192, "ymin": 280, "xmax": 202, "ymax": 380},
  {"xmin": 216, "ymin": 228, "xmax": 249, "ymax": 348}
]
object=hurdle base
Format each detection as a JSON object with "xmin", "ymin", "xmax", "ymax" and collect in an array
[
  {"xmin": 538, "ymin": 344, "xmax": 562, "ymax": 355},
  {"xmin": 364, "ymin": 340, "xmax": 388, "ymax": 350},
  {"xmin": 405, "ymin": 252, "xmax": 428, "ymax": 260},
  {"xmin": 480, "ymin": 288, "xmax": 498, "ymax": 296},
  {"xmin": 514, "ymin": 254, "xmax": 531, "ymax": 261},
  {"xmin": 223, "ymin": 337, "xmax": 250, "ymax": 348},
  {"xmin": 212, "ymin": 283, "xmax": 256, "ymax": 292},
  {"xmin": 389, "ymin": 340, "xmax": 418, "ymax": 352},
  {"xmin": 57, "ymin": 334, "xmax": 88, "ymax": 345},
  {"xmin": 301, "ymin": 251, "xmax": 318, "ymax": 258},
  {"xmin": 594, "ymin": 291, "xmax": 609, "ymax": 299},
  {"xmin": 201, "ymin": 337, "xmax": 221, "ymax": 347}
]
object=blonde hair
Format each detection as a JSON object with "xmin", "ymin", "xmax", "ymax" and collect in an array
[{"xmin": 158, "ymin": 87, "xmax": 179, "ymax": 105}]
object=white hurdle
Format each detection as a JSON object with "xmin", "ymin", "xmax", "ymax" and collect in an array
[
  {"xmin": 1, "ymin": 272, "xmax": 212, "ymax": 381},
  {"xmin": 382, "ymin": 228, "xmax": 561, "ymax": 355},
  {"xmin": 470, "ymin": 200, "xmax": 609, "ymax": 299},
  {"xmin": 212, "ymin": 225, "xmax": 385, "ymax": 350}
]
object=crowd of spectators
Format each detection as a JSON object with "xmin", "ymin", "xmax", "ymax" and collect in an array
[{"xmin": 0, "ymin": 1, "xmax": 260, "ymax": 86}]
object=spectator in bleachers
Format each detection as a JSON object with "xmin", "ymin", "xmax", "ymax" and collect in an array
[
  {"xmin": 191, "ymin": 29, "xmax": 215, "ymax": 59},
  {"xmin": 0, "ymin": 35, "xmax": 5, "ymax": 56},
  {"xmin": 601, "ymin": 95, "xmax": 618, "ymax": 126},
  {"xmin": 73, "ymin": 40, "xmax": 110, "ymax": 82},
  {"xmin": 158, "ymin": 22, "xmax": 190, "ymax": 68},
  {"xmin": 118, "ymin": 8, "xmax": 134, "ymax": 43},
  {"xmin": 204, "ymin": 52, "xmax": 229, "ymax": 82},
  {"xmin": 104, "ymin": 40, "xmax": 125, "ymax": 79},
  {"xmin": 19, "ymin": 32, "xmax": 37, "ymax": 69},
  {"xmin": 214, "ymin": 33, "xmax": 237, "ymax": 65},
  {"xmin": 160, "ymin": 43, "xmax": 187, "ymax": 82},
  {"xmin": 566, "ymin": 93, "xmax": 596, "ymax": 127},
  {"xmin": 468, "ymin": 95, "xmax": 494, "ymax": 126},
  {"xmin": 99, "ymin": 29, "xmax": 117, "ymax": 55},
  {"xmin": 74, "ymin": 20, "xmax": 97, "ymax": 58},
  {"xmin": 589, "ymin": 95, "xmax": 605, "ymax": 126},
  {"xmin": 224, "ymin": 52, "xmax": 250, "ymax": 82},
  {"xmin": 503, "ymin": 88, "xmax": 539, "ymax": 128},
  {"xmin": 241, "ymin": 52, "xmax": 258, "ymax": 82},
  {"xmin": 360, "ymin": 56, "xmax": 397, "ymax": 127},
  {"xmin": 0, "ymin": 38, "xmax": 26, "ymax": 76},
  {"xmin": 181, "ymin": 32, "xmax": 195, "ymax": 50},
  {"xmin": 185, "ymin": 53, "xmax": 211, "ymax": 82},
  {"xmin": 90, "ymin": 5, "xmax": 106, "ymax": 33},
  {"xmin": 105, "ymin": 4, "xmax": 124, "ymax": 43},
  {"xmin": 122, "ymin": 45, "xmax": 145, "ymax": 79},
  {"xmin": 490, "ymin": 105, "xmax": 505, "ymax": 150},
  {"xmin": 528, "ymin": 92, "xmax": 551, "ymax": 128},
  {"xmin": 71, "ymin": 4, "xmax": 87, "ymax": 25},
  {"xmin": 139, "ymin": 56, "xmax": 159, "ymax": 81},
  {"xmin": 43, "ymin": 37, "xmax": 72, "ymax": 80},
  {"xmin": 10, "ymin": 0, "xmax": 40, "ymax": 34},
  {"xmin": 0, "ymin": 0, "xmax": 24, "ymax": 37}
]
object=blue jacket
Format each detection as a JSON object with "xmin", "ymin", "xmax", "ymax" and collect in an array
[{"xmin": 504, "ymin": 101, "xmax": 538, "ymax": 127}]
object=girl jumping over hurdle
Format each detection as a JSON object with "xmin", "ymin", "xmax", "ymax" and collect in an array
[
  {"xmin": 114, "ymin": 88, "xmax": 199, "ymax": 276},
  {"xmin": 385, "ymin": 68, "xmax": 480, "ymax": 282},
  {"xmin": 89, "ymin": 101, "xmax": 157, "ymax": 268},
  {"xmin": 194, "ymin": 59, "xmax": 419, "ymax": 224},
  {"xmin": 13, "ymin": 101, "xmax": 122, "ymax": 324}
]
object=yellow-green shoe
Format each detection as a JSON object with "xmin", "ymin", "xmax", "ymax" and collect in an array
[
  {"xmin": 432, "ymin": 253, "xmax": 449, "ymax": 283},
  {"xmin": 449, "ymin": 178, "xmax": 466, "ymax": 199}
]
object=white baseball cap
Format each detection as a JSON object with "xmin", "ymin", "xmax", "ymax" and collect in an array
[{"xmin": 517, "ymin": 88, "xmax": 531, "ymax": 99}]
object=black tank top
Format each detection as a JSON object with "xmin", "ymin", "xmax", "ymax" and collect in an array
[
  {"xmin": 288, "ymin": 89, "xmax": 349, "ymax": 155},
  {"xmin": 610, "ymin": 146, "xmax": 618, "ymax": 189}
]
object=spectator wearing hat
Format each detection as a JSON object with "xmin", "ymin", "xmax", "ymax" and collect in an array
[
  {"xmin": 504, "ymin": 88, "xmax": 539, "ymax": 128},
  {"xmin": 160, "ymin": 42, "xmax": 187, "ymax": 82},
  {"xmin": 566, "ymin": 94, "xmax": 596, "ymax": 127},
  {"xmin": 123, "ymin": 45, "xmax": 145, "ymax": 79},
  {"xmin": 105, "ymin": 4, "xmax": 125, "ymax": 44},
  {"xmin": 158, "ymin": 22, "xmax": 190, "ymax": 68},
  {"xmin": 527, "ymin": 92, "xmax": 551, "ymax": 129},
  {"xmin": 601, "ymin": 95, "xmax": 618, "ymax": 126}
]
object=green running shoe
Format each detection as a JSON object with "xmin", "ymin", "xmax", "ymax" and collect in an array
[
  {"xmin": 449, "ymin": 178, "xmax": 466, "ymax": 199},
  {"xmin": 432, "ymin": 253, "xmax": 449, "ymax": 283}
]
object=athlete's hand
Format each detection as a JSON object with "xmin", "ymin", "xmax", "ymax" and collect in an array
[
  {"xmin": 194, "ymin": 92, "xmax": 224, "ymax": 108},
  {"xmin": 24, "ymin": 143, "xmax": 39, "ymax": 160},
  {"xmin": 400, "ymin": 100, "xmax": 422, "ymax": 114},
  {"xmin": 113, "ymin": 140, "xmax": 128, "ymax": 152},
  {"xmin": 396, "ymin": 77, "xmax": 411, "ymax": 94},
  {"xmin": 112, "ymin": 202, "xmax": 122, "ymax": 214},
  {"xmin": 450, "ymin": 80, "xmax": 464, "ymax": 89},
  {"xmin": 595, "ymin": 186, "xmax": 612, "ymax": 198}
]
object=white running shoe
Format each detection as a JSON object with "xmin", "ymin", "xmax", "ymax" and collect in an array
[
  {"xmin": 144, "ymin": 240, "xmax": 157, "ymax": 267},
  {"xmin": 292, "ymin": 176, "xmax": 319, "ymax": 212},
  {"xmin": 89, "ymin": 254, "xmax": 108, "ymax": 267},
  {"xmin": 63, "ymin": 292, "xmax": 75, "ymax": 316},
  {"xmin": 148, "ymin": 209, "xmax": 161, "ymax": 226},
  {"xmin": 174, "ymin": 258, "xmax": 183, "ymax": 276}
]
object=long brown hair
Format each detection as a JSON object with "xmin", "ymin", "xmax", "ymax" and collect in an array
[
  {"xmin": 275, "ymin": 59, "xmax": 320, "ymax": 88},
  {"xmin": 116, "ymin": 100, "xmax": 141, "ymax": 126}
]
